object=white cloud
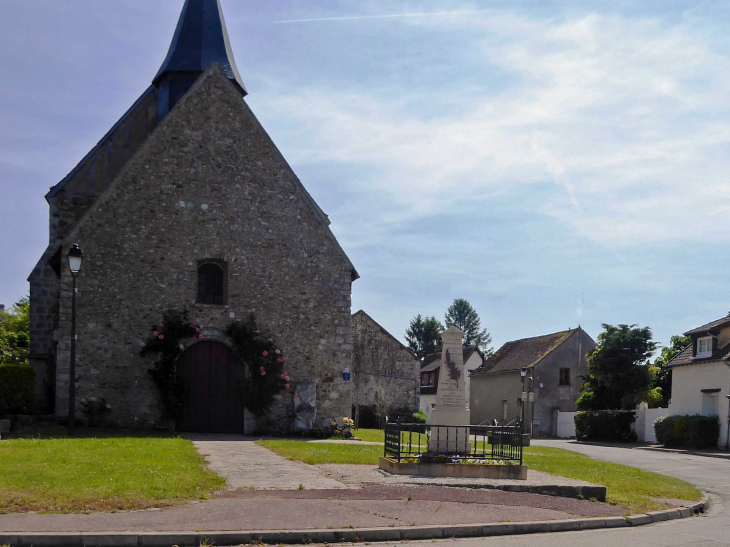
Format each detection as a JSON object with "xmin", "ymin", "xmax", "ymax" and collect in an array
[{"xmin": 252, "ymin": 11, "xmax": 730, "ymax": 246}]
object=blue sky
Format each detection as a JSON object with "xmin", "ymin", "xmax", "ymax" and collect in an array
[{"xmin": 2, "ymin": 0, "xmax": 730, "ymax": 353}]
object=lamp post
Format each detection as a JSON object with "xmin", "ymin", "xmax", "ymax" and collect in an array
[
  {"xmin": 726, "ymin": 394, "xmax": 729, "ymax": 451},
  {"xmin": 67, "ymin": 244, "xmax": 83, "ymax": 435},
  {"xmin": 520, "ymin": 367, "xmax": 527, "ymax": 436},
  {"xmin": 528, "ymin": 377, "xmax": 535, "ymax": 436}
]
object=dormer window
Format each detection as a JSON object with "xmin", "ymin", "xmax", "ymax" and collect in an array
[{"xmin": 697, "ymin": 336, "xmax": 713, "ymax": 358}]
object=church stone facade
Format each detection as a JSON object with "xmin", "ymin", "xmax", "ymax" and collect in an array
[{"xmin": 28, "ymin": 0, "xmax": 357, "ymax": 432}]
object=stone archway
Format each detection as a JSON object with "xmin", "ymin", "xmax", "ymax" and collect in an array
[{"xmin": 178, "ymin": 341, "xmax": 246, "ymax": 433}]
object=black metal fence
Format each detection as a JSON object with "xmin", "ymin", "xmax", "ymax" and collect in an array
[{"xmin": 384, "ymin": 423, "xmax": 523, "ymax": 464}]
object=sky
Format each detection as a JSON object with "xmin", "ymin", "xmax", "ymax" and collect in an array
[{"xmin": 1, "ymin": 0, "xmax": 730, "ymax": 353}]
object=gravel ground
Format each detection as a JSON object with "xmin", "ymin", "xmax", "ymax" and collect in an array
[{"xmin": 318, "ymin": 464, "xmax": 601, "ymax": 488}]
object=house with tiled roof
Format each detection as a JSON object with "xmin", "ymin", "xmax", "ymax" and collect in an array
[
  {"xmin": 470, "ymin": 327, "xmax": 594, "ymax": 437},
  {"xmin": 667, "ymin": 314, "xmax": 730, "ymax": 449},
  {"xmin": 418, "ymin": 347, "xmax": 484, "ymax": 422}
]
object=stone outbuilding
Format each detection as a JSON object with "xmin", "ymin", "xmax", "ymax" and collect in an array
[
  {"xmin": 470, "ymin": 328, "xmax": 594, "ymax": 436},
  {"xmin": 27, "ymin": 0, "xmax": 358, "ymax": 433},
  {"xmin": 350, "ymin": 310, "xmax": 420, "ymax": 424}
]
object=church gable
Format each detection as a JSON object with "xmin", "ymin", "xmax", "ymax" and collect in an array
[
  {"xmin": 57, "ymin": 65, "xmax": 355, "ymax": 428},
  {"xmin": 68, "ymin": 64, "xmax": 356, "ymax": 280}
]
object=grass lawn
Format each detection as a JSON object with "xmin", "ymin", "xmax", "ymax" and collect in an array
[
  {"xmin": 353, "ymin": 428, "xmax": 384, "ymax": 443},
  {"xmin": 0, "ymin": 427, "xmax": 224, "ymax": 513},
  {"xmin": 258, "ymin": 438, "xmax": 701, "ymax": 514}
]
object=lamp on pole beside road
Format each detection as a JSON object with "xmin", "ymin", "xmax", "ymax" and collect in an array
[
  {"xmin": 520, "ymin": 367, "xmax": 527, "ymax": 436},
  {"xmin": 67, "ymin": 244, "xmax": 83, "ymax": 435}
]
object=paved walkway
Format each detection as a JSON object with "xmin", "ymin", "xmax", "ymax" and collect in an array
[{"xmin": 185, "ymin": 434, "xmax": 347, "ymax": 490}]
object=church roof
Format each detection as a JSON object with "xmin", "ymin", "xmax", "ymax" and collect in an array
[
  {"xmin": 153, "ymin": 0, "xmax": 247, "ymax": 96},
  {"xmin": 471, "ymin": 329, "xmax": 577, "ymax": 375}
]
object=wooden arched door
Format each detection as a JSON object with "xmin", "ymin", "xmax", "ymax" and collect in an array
[{"xmin": 178, "ymin": 341, "xmax": 245, "ymax": 433}]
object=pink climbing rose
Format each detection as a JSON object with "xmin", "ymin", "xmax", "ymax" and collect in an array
[
  {"xmin": 262, "ymin": 351, "xmax": 268, "ymax": 356},
  {"xmin": 160, "ymin": 323, "xmax": 164, "ymax": 328},
  {"xmin": 280, "ymin": 374, "xmax": 286, "ymax": 380},
  {"xmin": 196, "ymin": 327, "xmax": 201, "ymax": 332},
  {"xmin": 261, "ymin": 371, "xmax": 266, "ymax": 376},
  {"xmin": 275, "ymin": 349, "xmax": 281, "ymax": 355},
  {"xmin": 179, "ymin": 344, "xmax": 184, "ymax": 350},
  {"xmin": 282, "ymin": 357, "xmax": 287, "ymax": 362},
  {"xmin": 159, "ymin": 335, "xmax": 164, "ymax": 340},
  {"xmin": 285, "ymin": 384, "xmax": 290, "ymax": 389},
  {"xmin": 140, "ymin": 342, "xmax": 146, "ymax": 348},
  {"xmin": 198, "ymin": 334, "xmax": 204, "ymax": 339},
  {"xmin": 153, "ymin": 331, "xmax": 159, "ymax": 336}
]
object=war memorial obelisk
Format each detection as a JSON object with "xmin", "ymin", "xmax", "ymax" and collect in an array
[{"xmin": 429, "ymin": 326, "xmax": 471, "ymax": 453}]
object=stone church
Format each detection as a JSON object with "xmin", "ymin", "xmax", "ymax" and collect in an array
[{"xmin": 28, "ymin": 0, "xmax": 358, "ymax": 433}]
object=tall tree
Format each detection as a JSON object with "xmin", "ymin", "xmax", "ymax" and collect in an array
[
  {"xmin": 405, "ymin": 314, "xmax": 444, "ymax": 360},
  {"xmin": 649, "ymin": 334, "xmax": 691, "ymax": 407},
  {"xmin": 0, "ymin": 296, "xmax": 30, "ymax": 365},
  {"xmin": 577, "ymin": 323, "xmax": 657, "ymax": 410},
  {"xmin": 444, "ymin": 298, "xmax": 493, "ymax": 354}
]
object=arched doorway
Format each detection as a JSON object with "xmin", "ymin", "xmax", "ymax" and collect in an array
[{"xmin": 178, "ymin": 341, "xmax": 246, "ymax": 433}]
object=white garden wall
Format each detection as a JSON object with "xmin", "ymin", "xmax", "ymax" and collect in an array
[
  {"xmin": 556, "ymin": 410, "xmax": 576, "ymax": 438},
  {"xmin": 635, "ymin": 403, "xmax": 670, "ymax": 443},
  {"xmin": 670, "ymin": 362, "xmax": 730, "ymax": 449}
]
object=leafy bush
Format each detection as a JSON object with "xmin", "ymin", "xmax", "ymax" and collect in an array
[
  {"xmin": 574, "ymin": 410, "xmax": 637, "ymax": 442},
  {"xmin": 654, "ymin": 415, "xmax": 719, "ymax": 448},
  {"xmin": 80, "ymin": 397, "xmax": 112, "ymax": 426},
  {"xmin": 0, "ymin": 297, "xmax": 30, "ymax": 365},
  {"xmin": 389, "ymin": 406, "xmax": 417, "ymax": 423},
  {"xmin": 412, "ymin": 409, "xmax": 428, "ymax": 424},
  {"xmin": 0, "ymin": 363, "xmax": 36, "ymax": 413}
]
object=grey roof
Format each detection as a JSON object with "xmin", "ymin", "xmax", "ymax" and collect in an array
[
  {"xmin": 154, "ymin": 0, "xmax": 247, "ymax": 95},
  {"xmin": 684, "ymin": 314, "xmax": 730, "ymax": 335},
  {"xmin": 666, "ymin": 345, "xmax": 693, "ymax": 367},
  {"xmin": 667, "ymin": 343, "xmax": 730, "ymax": 367},
  {"xmin": 46, "ymin": 86, "xmax": 156, "ymax": 199},
  {"xmin": 472, "ymin": 329, "xmax": 576, "ymax": 375}
]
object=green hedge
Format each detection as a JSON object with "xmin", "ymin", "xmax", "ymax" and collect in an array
[
  {"xmin": 654, "ymin": 415, "xmax": 719, "ymax": 448},
  {"xmin": 574, "ymin": 410, "xmax": 637, "ymax": 442},
  {"xmin": 0, "ymin": 363, "xmax": 36, "ymax": 413}
]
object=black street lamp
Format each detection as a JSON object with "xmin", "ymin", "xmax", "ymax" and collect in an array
[
  {"xmin": 67, "ymin": 244, "xmax": 83, "ymax": 435},
  {"xmin": 520, "ymin": 367, "xmax": 527, "ymax": 436}
]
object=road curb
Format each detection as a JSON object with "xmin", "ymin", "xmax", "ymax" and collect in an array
[
  {"xmin": 635, "ymin": 446, "xmax": 730, "ymax": 461},
  {"xmin": 0, "ymin": 499, "xmax": 709, "ymax": 546},
  {"xmin": 409, "ymin": 481, "xmax": 608, "ymax": 502}
]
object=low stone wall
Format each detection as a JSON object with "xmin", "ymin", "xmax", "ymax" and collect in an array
[{"xmin": 379, "ymin": 457, "xmax": 527, "ymax": 479}]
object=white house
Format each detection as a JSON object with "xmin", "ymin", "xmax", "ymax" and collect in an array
[
  {"xmin": 419, "ymin": 347, "xmax": 484, "ymax": 423},
  {"xmin": 667, "ymin": 314, "xmax": 730, "ymax": 449}
]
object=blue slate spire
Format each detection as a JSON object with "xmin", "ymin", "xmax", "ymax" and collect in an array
[{"xmin": 154, "ymin": 0, "xmax": 246, "ymax": 119}]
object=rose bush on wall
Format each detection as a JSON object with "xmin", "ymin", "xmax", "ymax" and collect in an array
[
  {"xmin": 140, "ymin": 310, "xmax": 292, "ymax": 421},
  {"xmin": 226, "ymin": 317, "xmax": 291, "ymax": 416}
]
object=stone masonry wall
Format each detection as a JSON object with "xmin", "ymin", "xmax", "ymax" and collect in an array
[
  {"xmin": 351, "ymin": 310, "xmax": 420, "ymax": 414},
  {"xmin": 28, "ymin": 88, "xmax": 159, "ymax": 412},
  {"xmin": 54, "ymin": 67, "xmax": 355, "ymax": 430}
]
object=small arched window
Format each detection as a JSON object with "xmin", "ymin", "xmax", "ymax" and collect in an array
[{"xmin": 197, "ymin": 261, "xmax": 226, "ymax": 305}]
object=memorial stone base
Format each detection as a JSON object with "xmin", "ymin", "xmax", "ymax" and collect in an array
[{"xmin": 429, "ymin": 407, "xmax": 472, "ymax": 453}]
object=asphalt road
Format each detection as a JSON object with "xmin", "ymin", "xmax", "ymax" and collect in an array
[{"xmin": 378, "ymin": 439, "xmax": 730, "ymax": 547}]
